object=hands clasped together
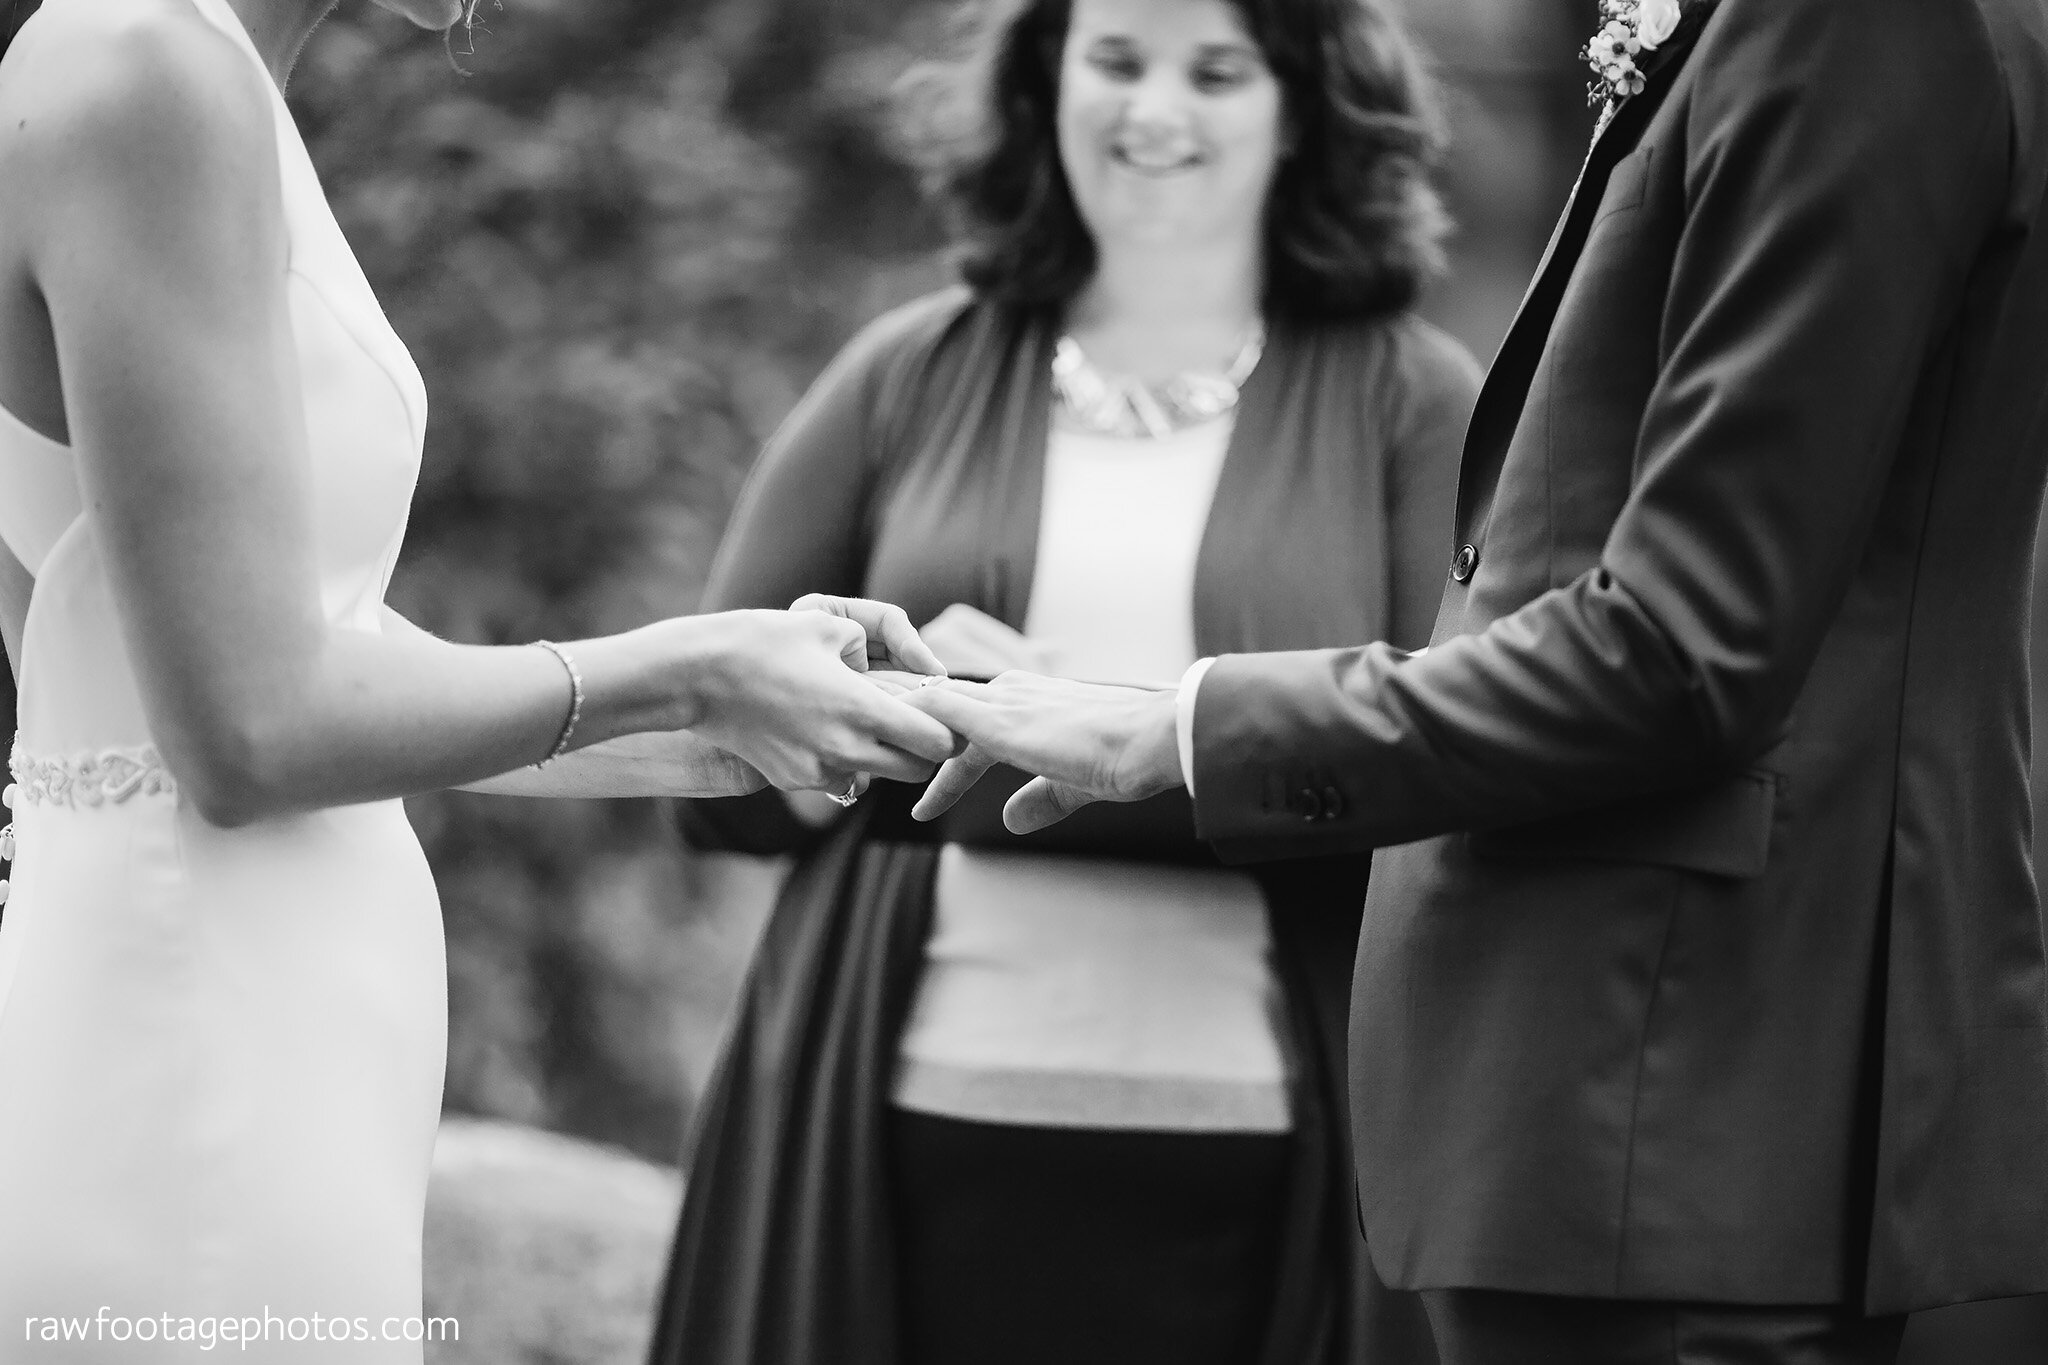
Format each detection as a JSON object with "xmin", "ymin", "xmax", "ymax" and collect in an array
[{"xmin": 758, "ymin": 597, "xmax": 1185, "ymax": 831}]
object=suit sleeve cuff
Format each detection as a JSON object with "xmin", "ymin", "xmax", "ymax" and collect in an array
[{"xmin": 1176, "ymin": 657, "xmax": 1217, "ymax": 798}]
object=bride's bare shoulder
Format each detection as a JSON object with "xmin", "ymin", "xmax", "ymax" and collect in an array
[{"xmin": 0, "ymin": 0, "xmax": 272, "ymax": 214}]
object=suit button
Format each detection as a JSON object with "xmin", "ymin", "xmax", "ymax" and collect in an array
[
  {"xmin": 1451, "ymin": 544, "xmax": 1479, "ymax": 583},
  {"xmin": 1321, "ymin": 786, "xmax": 1345, "ymax": 820},
  {"xmin": 1298, "ymin": 788, "xmax": 1324, "ymax": 822},
  {"xmin": 1261, "ymin": 773, "xmax": 1288, "ymax": 815}
]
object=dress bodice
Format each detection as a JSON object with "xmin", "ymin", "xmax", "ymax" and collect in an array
[{"xmin": 0, "ymin": 0, "xmax": 427, "ymax": 760}]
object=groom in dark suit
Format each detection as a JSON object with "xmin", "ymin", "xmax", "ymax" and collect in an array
[{"xmin": 906, "ymin": 0, "xmax": 2048, "ymax": 1359}]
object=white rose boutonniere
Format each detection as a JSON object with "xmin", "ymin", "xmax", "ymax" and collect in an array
[
  {"xmin": 1583, "ymin": 0, "xmax": 1687, "ymax": 108},
  {"xmin": 1637, "ymin": 0, "xmax": 1682, "ymax": 48}
]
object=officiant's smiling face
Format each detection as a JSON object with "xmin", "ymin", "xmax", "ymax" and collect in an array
[{"xmin": 1057, "ymin": 0, "xmax": 1285, "ymax": 253}]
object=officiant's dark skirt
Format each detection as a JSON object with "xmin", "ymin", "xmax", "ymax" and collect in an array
[
  {"xmin": 647, "ymin": 791, "xmax": 1439, "ymax": 1365},
  {"xmin": 889, "ymin": 1109, "xmax": 1292, "ymax": 1365}
]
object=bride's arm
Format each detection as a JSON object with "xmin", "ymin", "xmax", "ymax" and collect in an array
[
  {"xmin": 377, "ymin": 609, "xmax": 768, "ymax": 799},
  {"xmin": 18, "ymin": 20, "xmax": 950, "ymax": 826}
]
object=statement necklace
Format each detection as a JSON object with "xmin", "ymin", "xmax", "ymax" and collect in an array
[{"xmin": 1051, "ymin": 325, "xmax": 1265, "ymax": 440}]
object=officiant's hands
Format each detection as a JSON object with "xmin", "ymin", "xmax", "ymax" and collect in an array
[
  {"xmin": 897, "ymin": 672, "xmax": 1184, "ymax": 832},
  {"xmin": 916, "ymin": 603, "xmax": 1064, "ymax": 678}
]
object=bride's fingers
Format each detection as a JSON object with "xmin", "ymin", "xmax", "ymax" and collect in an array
[
  {"xmin": 793, "ymin": 768, "xmax": 868, "ymax": 800},
  {"xmin": 866, "ymin": 602, "xmax": 947, "ymax": 677},
  {"xmin": 791, "ymin": 594, "xmax": 947, "ymax": 678},
  {"xmin": 845, "ymin": 689, "xmax": 960, "ymax": 764},
  {"xmin": 848, "ymin": 741, "xmax": 940, "ymax": 785},
  {"xmin": 806, "ymin": 768, "xmax": 850, "ymax": 796},
  {"xmin": 912, "ymin": 746, "xmax": 999, "ymax": 821},
  {"xmin": 789, "ymin": 594, "xmax": 876, "ymax": 672},
  {"xmin": 1005, "ymin": 777, "xmax": 1099, "ymax": 834}
]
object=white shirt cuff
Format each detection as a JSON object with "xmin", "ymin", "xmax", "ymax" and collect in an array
[{"xmin": 1175, "ymin": 657, "xmax": 1217, "ymax": 798}]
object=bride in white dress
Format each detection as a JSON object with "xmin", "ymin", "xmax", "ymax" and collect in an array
[{"xmin": 0, "ymin": 0, "xmax": 955, "ymax": 1357}]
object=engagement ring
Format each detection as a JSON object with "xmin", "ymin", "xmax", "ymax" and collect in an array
[{"xmin": 830, "ymin": 779, "xmax": 861, "ymax": 808}]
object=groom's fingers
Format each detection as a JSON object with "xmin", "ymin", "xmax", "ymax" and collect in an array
[
  {"xmin": 861, "ymin": 670, "xmax": 925, "ymax": 697},
  {"xmin": 1004, "ymin": 777, "xmax": 1099, "ymax": 834},
  {"xmin": 896, "ymin": 680, "xmax": 1004, "ymax": 748},
  {"xmin": 913, "ymin": 746, "xmax": 999, "ymax": 821},
  {"xmin": 845, "ymin": 688, "xmax": 959, "ymax": 766}
]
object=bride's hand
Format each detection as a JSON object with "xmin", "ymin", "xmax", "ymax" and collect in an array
[
  {"xmin": 670, "ymin": 608, "xmax": 958, "ymax": 795},
  {"xmin": 791, "ymin": 594, "xmax": 950, "ymax": 678},
  {"xmin": 769, "ymin": 667, "xmax": 965, "ymax": 824},
  {"xmin": 917, "ymin": 603, "xmax": 1061, "ymax": 679}
]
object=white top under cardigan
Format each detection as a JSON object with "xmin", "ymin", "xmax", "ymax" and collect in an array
[{"xmin": 890, "ymin": 415, "xmax": 1292, "ymax": 1132}]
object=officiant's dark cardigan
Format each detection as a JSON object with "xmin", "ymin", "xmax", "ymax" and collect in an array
[{"xmin": 647, "ymin": 286, "xmax": 1480, "ymax": 1365}]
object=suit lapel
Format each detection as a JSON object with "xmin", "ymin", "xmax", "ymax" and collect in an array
[{"xmin": 1451, "ymin": 1, "xmax": 1718, "ymax": 545}]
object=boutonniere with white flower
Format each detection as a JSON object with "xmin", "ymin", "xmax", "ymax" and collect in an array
[{"xmin": 1584, "ymin": 0, "xmax": 1684, "ymax": 107}]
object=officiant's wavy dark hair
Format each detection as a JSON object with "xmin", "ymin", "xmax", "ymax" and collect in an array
[{"xmin": 899, "ymin": 0, "xmax": 1450, "ymax": 320}]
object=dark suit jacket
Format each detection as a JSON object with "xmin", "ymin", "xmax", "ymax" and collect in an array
[{"xmin": 1189, "ymin": 0, "xmax": 2048, "ymax": 1314}]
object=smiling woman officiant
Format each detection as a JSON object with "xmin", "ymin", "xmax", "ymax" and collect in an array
[{"xmin": 647, "ymin": 0, "xmax": 1479, "ymax": 1362}]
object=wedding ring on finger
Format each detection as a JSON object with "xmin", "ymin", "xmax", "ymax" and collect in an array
[{"xmin": 830, "ymin": 777, "xmax": 862, "ymax": 808}]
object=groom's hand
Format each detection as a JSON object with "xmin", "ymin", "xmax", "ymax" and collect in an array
[{"xmin": 900, "ymin": 673, "xmax": 1183, "ymax": 833}]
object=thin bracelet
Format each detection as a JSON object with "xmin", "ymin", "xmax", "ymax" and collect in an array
[{"xmin": 531, "ymin": 640, "xmax": 585, "ymax": 766}]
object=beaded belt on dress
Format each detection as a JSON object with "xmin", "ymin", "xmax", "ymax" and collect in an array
[
  {"xmin": 5, "ymin": 742, "xmax": 177, "ymax": 810},
  {"xmin": 2, "ymin": 745, "xmax": 177, "ymax": 906}
]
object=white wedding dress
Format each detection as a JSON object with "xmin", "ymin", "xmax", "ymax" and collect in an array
[{"xmin": 0, "ymin": 0, "xmax": 447, "ymax": 1357}]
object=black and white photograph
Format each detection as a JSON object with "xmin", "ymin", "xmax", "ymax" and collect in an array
[{"xmin": 2, "ymin": 0, "xmax": 2047, "ymax": 1361}]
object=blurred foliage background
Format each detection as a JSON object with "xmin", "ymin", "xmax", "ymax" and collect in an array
[{"xmin": 2, "ymin": 0, "xmax": 2044, "ymax": 1200}]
